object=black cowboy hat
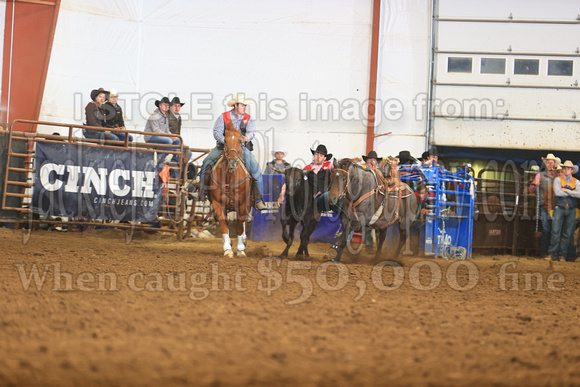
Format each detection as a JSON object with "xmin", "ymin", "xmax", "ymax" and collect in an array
[
  {"xmin": 170, "ymin": 97, "xmax": 185, "ymax": 106},
  {"xmin": 90, "ymin": 88, "xmax": 109, "ymax": 101},
  {"xmin": 362, "ymin": 150, "xmax": 383, "ymax": 163},
  {"xmin": 155, "ymin": 97, "xmax": 171, "ymax": 107},
  {"xmin": 397, "ymin": 150, "xmax": 418, "ymax": 165},
  {"xmin": 310, "ymin": 144, "xmax": 333, "ymax": 161}
]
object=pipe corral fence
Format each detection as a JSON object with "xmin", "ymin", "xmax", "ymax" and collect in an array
[
  {"xmin": 0, "ymin": 119, "xmax": 211, "ymax": 240},
  {"xmin": 473, "ymin": 167, "xmax": 541, "ymax": 256}
]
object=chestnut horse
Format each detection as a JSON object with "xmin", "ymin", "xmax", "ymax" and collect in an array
[
  {"xmin": 207, "ymin": 122, "xmax": 252, "ymax": 257},
  {"xmin": 328, "ymin": 158, "xmax": 418, "ymax": 263}
]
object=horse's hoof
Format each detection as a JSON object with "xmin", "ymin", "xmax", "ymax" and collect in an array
[
  {"xmin": 237, "ymin": 251, "xmax": 246, "ymax": 258},
  {"xmin": 330, "ymin": 258, "xmax": 341, "ymax": 264},
  {"xmin": 224, "ymin": 249, "xmax": 234, "ymax": 258}
]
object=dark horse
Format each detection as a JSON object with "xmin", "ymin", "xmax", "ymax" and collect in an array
[
  {"xmin": 280, "ymin": 167, "xmax": 319, "ymax": 259},
  {"xmin": 206, "ymin": 122, "xmax": 252, "ymax": 257},
  {"xmin": 328, "ymin": 158, "xmax": 418, "ymax": 262}
]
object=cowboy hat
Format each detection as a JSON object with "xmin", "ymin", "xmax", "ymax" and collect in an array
[
  {"xmin": 155, "ymin": 97, "xmax": 171, "ymax": 107},
  {"xmin": 271, "ymin": 149, "xmax": 287, "ymax": 157},
  {"xmin": 362, "ymin": 150, "xmax": 383, "ymax": 163},
  {"xmin": 227, "ymin": 93, "xmax": 254, "ymax": 107},
  {"xmin": 542, "ymin": 153, "xmax": 561, "ymax": 165},
  {"xmin": 108, "ymin": 88, "xmax": 118, "ymax": 97},
  {"xmin": 560, "ymin": 160, "xmax": 579, "ymax": 174},
  {"xmin": 90, "ymin": 88, "xmax": 109, "ymax": 101},
  {"xmin": 311, "ymin": 144, "xmax": 332, "ymax": 161},
  {"xmin": 170, "ymin": 96, "xmax": 185, "ymax": 106},
  {"xmin": 397, "ymin": 150, "xmax": 417, "ymax": 165}
]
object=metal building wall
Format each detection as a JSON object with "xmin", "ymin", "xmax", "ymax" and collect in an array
[{"xmin": 430, "ymin": 0, "xmax": 580, "ymax": 152}]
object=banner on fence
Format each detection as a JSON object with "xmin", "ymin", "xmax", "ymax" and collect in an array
[{"xmin": 32, "ymin": 142, "xmax": 164, "ymax": 222}]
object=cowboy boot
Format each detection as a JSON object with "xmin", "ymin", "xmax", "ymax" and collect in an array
[
  {"xmin": 200, "ymin": 171, "xmax": 211, "ymax": 202},
  {"xmin": 252, "ymin": 180, "xmax": 267, "ymax": 211}
]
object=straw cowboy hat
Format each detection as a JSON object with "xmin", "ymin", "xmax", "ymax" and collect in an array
[
  {"xmin": 108, "ymin": 88, "xmax": 119, "ymax": 97},
  {"xmin": 90, "ymin": 87, "xmax": 109, "ymax": 101},
  {"xmin": 311, "ymin": 144, "xmax": 332, "ymax": 161},
  {"xmin": 271, "ymin": 149, "xmax": 287, "ymax": 157},
  {"xmin": 362, "ymin": 150, "xmax": 383, "ymax": 163},
  {"xmin": 560, "ymin": 160, "xmax": 579, "ymax": 174},
  {"xmin": 227, "ymin": 94, "xmax": 254, "ymax": 107},
  {"xmin": 542, "ymin": 153, "xmax": 561, "ymax": 165},
  {"xmin": 155, "ymin": 97, "xmax": 171, "ymax": 107}
]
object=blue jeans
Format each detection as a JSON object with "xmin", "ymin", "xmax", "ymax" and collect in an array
[
  {"xmin": 200, "ymin": 146, "xmax": 262, "ymax": 193},
  {"xmin": 549, "ymin": 205, "xmax": 576, "ymax": 259},
  {"xmin": 116, "ymin": 131, "xmax": 133, "ymax": 142},
  {"xmin": 316, "ymin": 191, "xmax": 342, "ymax": 214},
  {"xmin": 83, "ymin": 129, "xmax": 121, "ymax": 142},
  {"xmin": 540, "ymin": 206, "xmax": 552, "ymax": 256},
  {"xmin": 147, "ymin": 136, "xmax": 192, "ymax": 163}
]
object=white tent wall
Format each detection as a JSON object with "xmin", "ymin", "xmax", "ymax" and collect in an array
[
  {"xmin": 38, "ymin": 0, "xmax": 142, "ymax": 134},
  {"xmin": 375, "ymin": 0, "xmax": 431, "ymax": 159},
  {"xmin": 0, "ymin": 1, "xmax": 6, "ymax": 104},
  {"xmin": 37, "ymin": 0, "xmax": 433, "ymax": 166}
]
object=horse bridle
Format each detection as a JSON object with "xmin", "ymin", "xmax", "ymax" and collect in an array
[
  {"xmin": 225, "ymin": 146, "xmax": 243, "ymax": 173},
  {"xmin": 332, "ymin": 168, "xmax": 350, "ymax": 200}
]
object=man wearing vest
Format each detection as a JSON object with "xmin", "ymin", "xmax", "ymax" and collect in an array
[
  {"xmin": 530, "ymin": 153, "xmax": 561, "ymax": 257},
  {"xmin": 168, "ymin": 97, "xmax": 184, "ymax": 135},
  {"xmin": 548, "ymin": 160, "xmax": 580, "ymax": 261},
  {"xmin": 199, "ymin": 94, "xmax": 267, "ymax": 211}
]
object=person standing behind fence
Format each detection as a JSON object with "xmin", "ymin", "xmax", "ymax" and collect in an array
[
  {"xmin": 102, "ymin": 89, "xmax": 133, "ymax": 142},
  {"xmin": 168, "ymin": 97, "xmax": 184, "ymax": 136},
  {"xmin": 530, "ymin": 153, "xmax": 561, "ymax": 258},
  {"xmin": 84, "ymin": 87, "xmax": 119, "ymax": 142},
  {"xmin": 264, "ymin": 149, "xmax": 291, "ymax": 174},
  {"xmin": 548, "ymin": 160, "xmax": 580, "ymax": 262}
]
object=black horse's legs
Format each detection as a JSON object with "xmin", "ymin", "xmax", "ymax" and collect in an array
[
  {"xmin": 280, "ymin": 219, "xmax": 297, "ymax": 258},
  {"xmin": 296, "ymin": 218, "xmax": 319, "ymax": 259}
]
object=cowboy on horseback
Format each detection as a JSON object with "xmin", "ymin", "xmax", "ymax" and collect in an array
[{"xmin": 199, "ymin": 94, "xmax": 267, "ymax": 211}]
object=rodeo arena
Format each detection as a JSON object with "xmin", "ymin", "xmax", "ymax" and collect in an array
[{"xmin": 1, "ymin": 0, "xmax": 580, "ymax": 386}]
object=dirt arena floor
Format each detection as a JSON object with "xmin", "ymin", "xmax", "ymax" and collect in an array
[{"xmin": 1, "ymin": 226, "xmax": 579, "ymax": 386}]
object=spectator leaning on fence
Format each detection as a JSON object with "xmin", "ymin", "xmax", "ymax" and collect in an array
[
  {"xmin": 102, "ymin": 88, "xmax": 133, "ymax": 142},
  {"xmin": 548, "ymin": 160, "xmax": 580, "ymax": 262},
  {"xmin": 83, "ymin": 87, "xmax": 119, "ymax": 142},
  {"xmin": 529, "ymin": 153, "xmax": 561, "ymax": 258}
]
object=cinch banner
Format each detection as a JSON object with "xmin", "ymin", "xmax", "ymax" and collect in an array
[{"xmin": 32, "ymin": 142, "xmax": 165, "ymax": 222}]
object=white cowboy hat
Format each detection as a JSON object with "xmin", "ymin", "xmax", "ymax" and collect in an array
[
  {"xmin": 560, "ymin": 160, "xmax": 579, "ymax": 174},
  {"xmin": 227, "ymin": 93, "xmax": 254, "ymax": 107},
  {"xmin": 109, "ymin": 88, "xmax": 118, "ymax": 97},
  {"xmin": 542, "ymin": 153, "xmax": 561, "ymax": 165},
  {"xmin": 271, "ymin": 149, "xmax": 287, "ymax": 157}
]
